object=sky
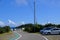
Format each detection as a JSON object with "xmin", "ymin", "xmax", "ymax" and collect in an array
[{"xmin": 0, "ymin": 0, "xmax": 60, "ymax": 26}]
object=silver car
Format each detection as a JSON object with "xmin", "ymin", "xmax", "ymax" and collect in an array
[{"xmin": 40, "ymin": 28, "xmax": 60, "ymax": 35}]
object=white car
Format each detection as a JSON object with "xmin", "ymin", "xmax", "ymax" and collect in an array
[{"xmin": 40, "ymin": 28, "xmax": 60, "ymax": 35}]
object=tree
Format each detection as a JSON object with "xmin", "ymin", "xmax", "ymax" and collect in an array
[
  {"xmin": 0, "ymin": 27, "xmax": 5, "ymax": 34},
  {"xmin": 57, "ymin": 24, "xmax": 60, "ymax": 28},
  {"xmin": 44, "ymin": 23, "xmax": 56, "ymax": 27},
  {"xmin": 0, "ymin": 26, "xmax": 11, "ymax": 34},
  {"xmin": 3, "ymin": 26, "xmax": 11, "ymax": 32}
]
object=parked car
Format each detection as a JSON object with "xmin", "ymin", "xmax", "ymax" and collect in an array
[
  {"xmin": 40, "ymin": 27, "xmax": 60, "ymax": 35},
  {"xmin": 40, "ymin": 27, "xmax": 52, "ymax": 34}
]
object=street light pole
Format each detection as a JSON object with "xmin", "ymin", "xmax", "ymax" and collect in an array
[
  {"xmin": 34, "ymin": 0, "xmax": 36, "ymax": 25},
  {"xmin": 34, "ymin": 0, "xmax": 36, "ymax": 32}
]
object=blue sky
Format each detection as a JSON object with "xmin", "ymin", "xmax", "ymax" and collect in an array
[{"xmin": 0, "ymin": 0, "xmax": 60, "ymax": 26}]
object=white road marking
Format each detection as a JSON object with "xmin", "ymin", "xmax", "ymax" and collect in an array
[
  {"xmin": 42, "ymin": 36, "xmax": 48, "ymax": 40},
  {"xmin": 14, "ymin": 31, "xmax": 22, "ymax": 40},
  {"xmin": 14, "ymin": 31, "xmax": 48, "ymax": 40}
]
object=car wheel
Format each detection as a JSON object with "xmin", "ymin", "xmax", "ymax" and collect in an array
[
  {"xmin": 59, "ymin": 32, "xmax": 60, "ymax": 35},
  {"xmin": 42, "ymin": 32, "xmax": 45, "ymax": 35}
]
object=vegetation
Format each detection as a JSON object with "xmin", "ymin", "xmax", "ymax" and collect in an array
[
  {"xmin": 44, "ymin": 23, "xmax": 56, "ymax": 27},
  {"xmin": 0, "ymin": 26, "xmax": 11, "ymax": 34},
  {"xmin": 16, "ymin": 23, "xmax": 43, "ymax": 33},
  {"xmin": 16, "ymin": 23, "xmax": 60, "ymax": 33}
]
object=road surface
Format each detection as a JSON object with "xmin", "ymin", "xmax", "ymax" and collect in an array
[{"xmin": 16, "ymin": 29, "xmax": 47, "ymax": 40}]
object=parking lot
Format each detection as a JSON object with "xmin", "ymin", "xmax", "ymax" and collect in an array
[
  {"xmin": 43, "ymin": 35, "xmax": 60, "ymax": 40},
  {"xmin": 40, "ymin": 27, "xmax": 60, "ymax": 40},
  {"xmin": 16, "ymin": 29, "xmax": 60, "ymax": 40}
]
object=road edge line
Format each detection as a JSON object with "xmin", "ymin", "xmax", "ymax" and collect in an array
[
  {"xmin": 14, "ymin": 31, "xmax": 22, "ymax": 40},
  {"xmin": 42, "ymin": 36, "xmax": 48, "ymax": 40}
]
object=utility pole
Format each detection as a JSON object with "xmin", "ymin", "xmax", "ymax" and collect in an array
[
  {"xmin": 34, "ymin": 0, "xmax": 36, "ymax": 25},
  {"xmin": 34, "ymin": 0, "xmax": 36, "ymax": 32}
]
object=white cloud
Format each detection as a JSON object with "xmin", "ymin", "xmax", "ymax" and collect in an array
[
  {"xmin": 0, "ymin": 20, "xmax": 25, "ymax": 27},
  {"xmin": 16, "ymin": 21, "xmax": 25, "ymax": 26},
  {"xmin": 0, "ymin": 21, "xmax": 5, "ymax": 26},
  {"xmin": 16, "ymin": 0, "xmax": 28, "ymax": 5},
  {"xmin": 39, "ymin": 0, "xmax": 60, "ymax": 7},
  {"xmin": 8, "ymin": 19, "xmax": 16, "ymax": 26},
  {"xmin": 21, "ymin": 21, "xmax": 25, "ymax": 24},
  {"xmin": 8, "ymin": 20, "xmax": 25, "ymax": 26}
]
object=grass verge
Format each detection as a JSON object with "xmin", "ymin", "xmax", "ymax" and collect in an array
[{"xmin": 0, "ymin": 31, "xmax": 14, "ymax": 40}]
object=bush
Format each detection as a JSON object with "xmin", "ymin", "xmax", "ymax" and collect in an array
[
  {"xmin": 17, "ymin": 23, "xmax": 60, "ymax": 33},
  {"xmin": 0, "ymin": 26, "xmax": 11, "ymax": 34},
  {"xmin": 24, "ymin": 27, "xmax": 33, "ymax": 33},
  {"xmin": 3, "ymin": 26, "xmax": 11, "ymax": 32},
  {"xmin": 57, "ymin": 24, "xmax": 60, "ymax": 28},
  {"xmin": 0, "ymin": 27, "xmax": 6, "ymax": 34},
  {"xmin": 44, "ymin": 23, "xmax": 56, "ymax": 27},
  {"xmin": 23, "ymin": 24, "xmax": 43, "ymax": 33}
]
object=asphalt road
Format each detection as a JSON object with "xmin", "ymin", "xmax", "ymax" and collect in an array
[
  {"xmin": 16, "ymin": 29, "xmax": 46, "ymax": 40},
  {"xmin": 44, "ymin": 35, "xmax": 60, "ymax": 40}
]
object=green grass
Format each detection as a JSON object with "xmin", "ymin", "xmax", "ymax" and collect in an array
[
  {"xmin": 0, "ymin": 31, "xmax": 14, "ymax": 40},
  {"xmin": 0, "ymin": 31, "xmax": 20, "ymax": 40},
  {"xmin": 0, "ymin": 31, "xmax": 12, "ymax": 35},
  {"xmin": 9, "ymin": 32, "xmax": 20, "ymax": 40}
]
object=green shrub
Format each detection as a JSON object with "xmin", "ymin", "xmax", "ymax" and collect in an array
[
  {"xmin": 0, "ymin": 26, "xmax": 11, "ymax": 34},
  {"xmin": 0, "ymin": 27, "xmax": 5, "ymax": 34},
  {"xmin": 23, "ymin": 24, "xmax": 43, "ymax": 33},
  {"xmin": 3, "ymin": 26, "xmax": 11, "ymax": 32}
]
